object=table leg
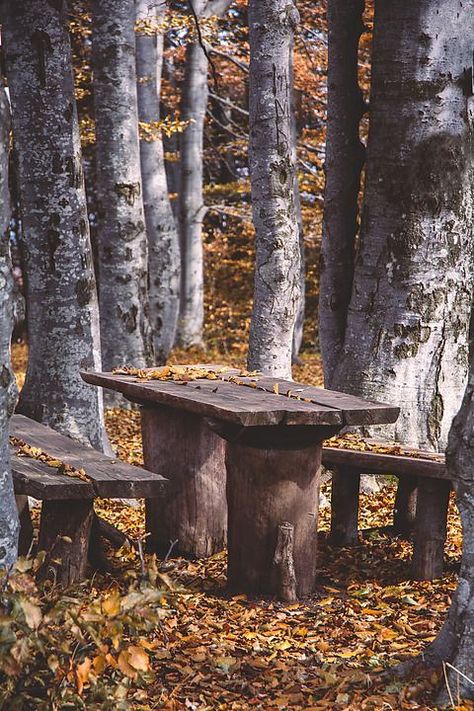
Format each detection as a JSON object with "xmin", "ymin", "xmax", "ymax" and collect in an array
[
  {"xmin": 225, "ymin": 440, "xmax": 321, "ymax": 598},
  {"xmin": 141, "ymin": 405, "xmax": 227, "ymax": 558}
]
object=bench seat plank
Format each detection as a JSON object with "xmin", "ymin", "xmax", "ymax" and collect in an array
[
  {"xmin": 322, "ymin": 445, "xmax": 447, "ymax": 480},
  {"xmin": 12, "ymin": 450, "xmax": 95, "ymax": 500},
  {"xmin": 10, "ymin": 414, "xmax": 167, "ymax": 498}
]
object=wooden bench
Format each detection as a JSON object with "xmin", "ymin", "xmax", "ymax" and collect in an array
[
  {"xmin": 11, "ymin": 414, "xmax": 167, "ymax": 585},
  {"xmin": 322, "ymin": 443, "xmax": 450, "ymax": 580}
]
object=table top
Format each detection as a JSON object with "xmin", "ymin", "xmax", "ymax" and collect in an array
[{"xmin": 81, "ymin": 365, "xmax": 399, "ymax": 429}]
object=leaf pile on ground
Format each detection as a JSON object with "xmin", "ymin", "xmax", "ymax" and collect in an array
[{"xmin": 9, "ymin": 343, "xmax": 470, "ymax": 709}]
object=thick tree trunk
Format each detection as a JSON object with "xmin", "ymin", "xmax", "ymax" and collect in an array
[
  {"xmin": 290, "ymin": 42, "xmax": 305, "ymax": 362},
  {"xmin": 0, "ymin": 81, "xmax": 19, "ymax": 569},
  {"xmin": 331, "ymin": 0, "xmax": 474, "ymax": 452},
  {"xmin": 3, "ymin": 0, "xmax": 108, "ymax": 451},
  {"xmin": 320, "ymin": 0, "xmax": 365, "ymax": 388},
  {"xmin": 247, "ymin": 0, "xmax": 301, "ymax": 379},
  {"xmin": 136, "ymin": 0, "xmax": 180, "ymax": 362},
  {"xmin": 177, "ymin": 38, "xmax": 208, "ymax": 348},
  {"xmin": 407, "ymin": 366, "xmax": 474, "ymax": 703},
  {"xmin": 91, "ymin": 0, "xmax": 152, "ymax": 372}
]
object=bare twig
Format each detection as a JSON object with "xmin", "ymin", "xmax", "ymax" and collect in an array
[
  {"xmin": 186, "ymin": 0, "xmax": 219, "ymax": 88},
  {"xmin": 208, "ymin": 47, "xmax": 249, "ymax": 73}
]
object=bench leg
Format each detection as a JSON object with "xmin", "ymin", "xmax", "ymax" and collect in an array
[
  {"xmin": 16, "ymin": 495, "xmax": 34, "ymax": 556},
  {"xmin": 329, "ymin": 467, "xmax": 360, "ymax": 546},
  {"xmin": 225, "ymin": 440, "xmax": 321, "ymax": 599},
  {"xmin": 38, "ymin": 500, "xmax": 94, "ymax": 585},
  {"xmin": 393, "ymin": 475, "xmax": 418, "ymax": 538},
  {"xmin": 412, "ymin": 479, "xmax": 450, "ymax": 580},
  {"xmin": 141, "ymin": 405, "xmax": 226, "ymax": 558}
]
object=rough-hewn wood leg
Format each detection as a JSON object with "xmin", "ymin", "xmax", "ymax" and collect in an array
[
  {"xmin": 329, "ymin": 466, "xmax": 360, "ymax": 546},
  {"xmin": 141, "ymin": 405, "xmax": 226, "ymax": 558},
  {"xmin": 393, "ymin": 475, "xmax": 418, "ymax": 538},
  {"xmin": 412, "ymin": 479, "xmax": 451, "ymax": 580},
  {"xmin": 38, "ymin": 500, "xmax": 94, "ymax": 585},
  {"xmin": 16, "ymin": 495, "xmax": 34, "ymax": 556},
  {"xmin": 225, "ymin": 441, "xmax": 321, "ymax": 598}
]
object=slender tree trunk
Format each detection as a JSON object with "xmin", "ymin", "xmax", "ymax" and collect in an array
[
  {"xmin": 177, "ymin": 0, "xmax": 232, "ymax": 348},
  {"xmin": 136, "ymin": 0, "xmax": 180, "ymax": 362},
  {"xmin": 3, "ymin": 0, "xmax": 108, "ymax": 450},
  {"xmin": 247, "ymin": 0, "xmax": 301, "ymax": 379},
  {"xmin": 177, "ymin": 38, "xmax": 208, "ymax": 348},
  {"xmin": 331, "ymin": 0, "xmax": 474, "ymax": 452},
  {"xmin": 0, "ymin": 80, "xmax": 18, "ymax": 569},
  {"xmin": 91, "ymin": 0, "xmax": 152, "ymax": 371},
  {"xmin": 162, "ymin": 52, "xmax": 180, "ymax": 210},
  {"xmin": 320, "ymin": 0, "xmax": 365, "ymax": 388}
]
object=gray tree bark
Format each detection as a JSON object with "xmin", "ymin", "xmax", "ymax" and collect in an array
[
  {"xmin": 91, "ymin": 0, "xmax": 152, "ymax": 371},
  {"xmin": 331, "ymin": 0, "xmax": 474, "ymax": 452},
  {"xmin": 247, "ymin": 0, "xmax": 301, "ymax": 379},
  {"xmin": 290, "ymin": 41, "xmax": 305, "ymax": 363},
  {"xmin": 136, "ymin": 0, "xmax": 180, "ymax": 362},
  {"xmin": 0, "ymin": 80, "xmax": 19, "ymax": 569},
  {"xmin": 177, "ymin": 0, "xmax": 232, "ymax": 348},
  {"xmin": 3, "ymin": 0, "xmax": 108, "ymax": 451},
  {"xmin": 320, "ymin": 0, "xmax": 365, "ymax": 388}
]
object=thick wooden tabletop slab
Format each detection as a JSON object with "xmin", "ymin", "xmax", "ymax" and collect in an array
[
  {"xmin": 81, "ymin": 368, "xmax": 399, "ymax": 428},
  {"xmin": 10, "ymin": 414, "xmax": 167, "ymax": 499}
]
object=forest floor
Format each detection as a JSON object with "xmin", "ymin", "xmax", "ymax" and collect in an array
[{"xmin": 10, "ymin": 343, "xmax": 471, "ymax": 710}]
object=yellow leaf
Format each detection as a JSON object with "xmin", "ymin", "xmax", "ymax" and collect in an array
[
  {"xmin": 127, "ymin": 645, "xmax": 149, "ymax": 672},
  {"xmin": 102, "ymin": 592, "xmax": 121, "ymax": 617},
  {"xmin": 273, "ymin": 383, "xmax": 279, "ymax": 394},
  {"xmin": 93, "ymin": 655, "xmax": 107, "ymax": 674},
  {"xmin": 117, "ymin": 650, "xmax": 138, "ymax": 679}
]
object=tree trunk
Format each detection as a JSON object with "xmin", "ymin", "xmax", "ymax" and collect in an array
[
  {"xmin": 162, "ymin": 52, "xmax": 180, "ymax": 213},
  {"xmin": 176, "ymin": 0, "xmax": 232, "ymax": 348},
  {"xmin": 408, "ymin": 366, "xmax": 474, "ymax": 703},
  {"xmin": 247, "ymin": 0, "xmax": 301, "ymax": 379},
  {"xmin": 136, "ymin": 0, "xmax": 180, "ymax": 362},
  {"xmin": 319, "ymin": 0, "xmax": 365, "ymax": 388},
  {"xmin": 177, "ymin": 38, "xmax": 208, "ymax": 348},
  {"xmin": 290, "ymin": 39, "xmax": 305, "ymax": 363},
  {"xmin": 91, "ymin": 0, "xmax": 152, "ymax": 373},
  {"xmin": 0, "ymin": 80, "xmax": 19, "ymax": 569},
  {"xmin": 331, "ymin": 0, "xmax": 474, "ymax": 452},
  {"xmin": 3, "ymin": 0, "xmax": 108, "ymax": 451}
]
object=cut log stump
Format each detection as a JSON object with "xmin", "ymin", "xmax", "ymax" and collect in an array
[
  {"xmin": 226, "ymin": 440, "xmax": 321, "ymax": 598},
  {"xmin": 329, "ymin": 466, "xmax": 360, "ymax": 546},
  {"xmin": 141, "ymin": 404, "xmax": 227, "ymax": 558},
  {"xmin": 38, "ymin": 500, "xmax": 94, "ymax": 586},
  {"xmin": 412, "ymin": 479, "xmax": 451, "ymax": 580}
]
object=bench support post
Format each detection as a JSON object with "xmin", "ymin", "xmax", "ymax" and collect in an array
[
  {"xmin": 38, "ymin": 500, "xmax": 94, "ymax": 585},
  {"xmin": 225, "ymin": 440, "xmax": 321, "ymax": 599},
  {"xmin": 141, "ymin": 405, "xmax": 227, "ymax": 558},
  {"xmin": 412, "ymin": 479, "xmax": 450, "ymax": 580},
  {"xmin": 329, "ymin": 467, "xmax": 360, "ymax": 546},
  {"xmin": 393, "ymin": 475, "xmax": 418, "ymax": 538}
]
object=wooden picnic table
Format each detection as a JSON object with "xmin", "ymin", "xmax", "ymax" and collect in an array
[{"xmin": 81, "ymin": 366, "xmax": 399, "ymax": 599}]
